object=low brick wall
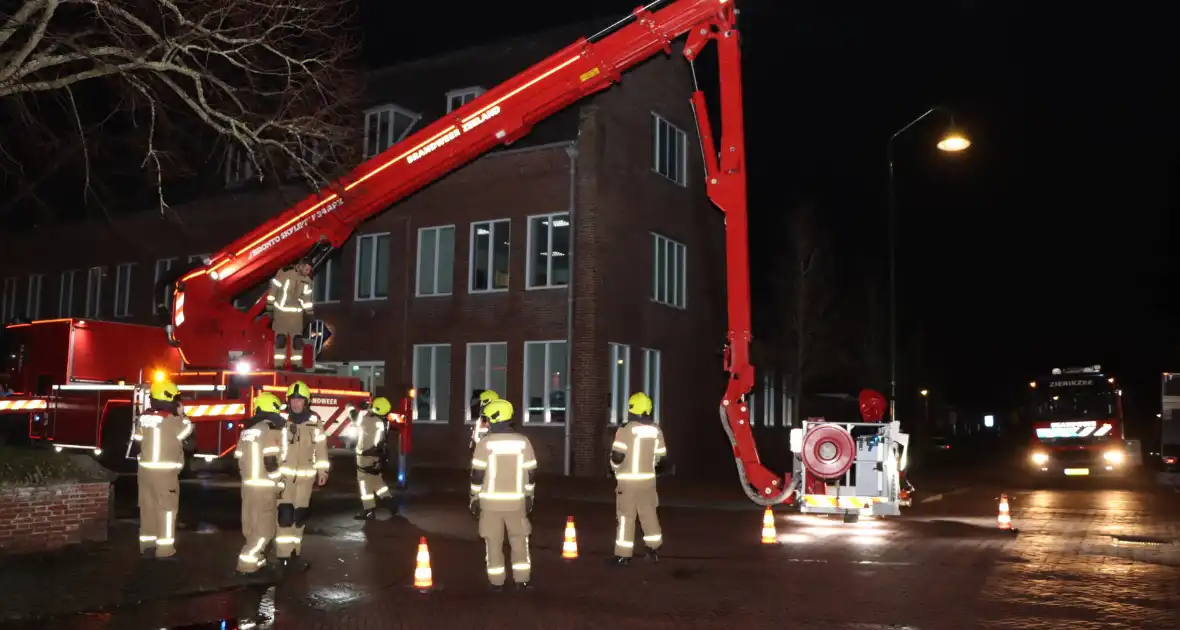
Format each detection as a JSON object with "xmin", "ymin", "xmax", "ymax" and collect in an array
[{"xmin": 0, "ymin": 482, "xmax": 112, "ymax": 554}]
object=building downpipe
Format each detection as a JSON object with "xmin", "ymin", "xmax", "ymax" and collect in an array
[{"xmin": 564, "ymin": 142, "xmax": 578, "ymax": 477}]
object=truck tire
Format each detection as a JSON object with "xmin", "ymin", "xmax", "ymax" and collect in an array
[{"xmin": 99, "ymin": 406, "xmax": 136, "ymax": 474}]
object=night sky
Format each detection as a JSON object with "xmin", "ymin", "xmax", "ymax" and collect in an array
[{"xmin": 363, "ymin": 0, "xmax": 1179, "ymax": 422}]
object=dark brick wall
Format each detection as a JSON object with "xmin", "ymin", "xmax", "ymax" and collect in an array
[{"xmin": 0, "ymin": 482, "xmax": 111, "ymax": 554}]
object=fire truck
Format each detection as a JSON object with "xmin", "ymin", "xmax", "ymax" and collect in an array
[
  {"xmin": 1026, "ymin": 365, "xmax": 1128, "ymax": 477},
  {"xmin": 4, "ymin": 0, "xmax": 909, "ymax": 513}
]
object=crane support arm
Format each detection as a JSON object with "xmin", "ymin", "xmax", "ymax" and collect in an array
[{"xmin": 683, "ymin": 10, "xmax": 793, "ymax": 505}]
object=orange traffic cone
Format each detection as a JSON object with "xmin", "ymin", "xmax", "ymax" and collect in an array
[
  {"xmin": 414, "ymin": 536, "xmax": 433, "ymax": 591},
  {"xmin": 562, "ymin": 516, "xmax": 578, "ymax": 559},
  {"xmin": 761, "ymin": 507, "xmax": 777, "ymax": 544},
  {"xmin": 997, "ymin": 494, "xmax": 1011, "ymax": 530}
]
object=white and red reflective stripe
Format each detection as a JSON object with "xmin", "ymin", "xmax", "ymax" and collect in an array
[
  {"xmin": 316, "ymin": 406, "xmax": 352, "ymax": 437},
  {"xmin": 185, "ymin": 403, "xmax": 247, "ymax": 417},
  {"xmin": 0, "ymin": 399, "xmax": 47, "ymax": 410}
]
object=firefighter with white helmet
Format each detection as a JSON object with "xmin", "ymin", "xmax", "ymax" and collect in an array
[
  {"xmin": 275, "ymin": 381, "xmax": 328, "ymax": 570},
  {"xmin": 234, "ymin": 392, "xmax": 285, "ymax": 575},
  {"xmin": 131, "ymin": 379, "xmax": 193, "ymax": 559},
  {"xmin": 266, "ymin": 261, "xmax": 314, "ymax": 369},
  {"xmin": 469, "ymin": 389, "xmax": 500, "ymax": 449},
  {"xmin": 354, "ymin": 396, "xmax": 395, "ymax": 520},
  {"xmin": 609, "ymin": 392, "xmax": 666, "ymax": 565},
  {"xmin": 469, "ymin": 399, "xmax": 537, "ymax": 590}
]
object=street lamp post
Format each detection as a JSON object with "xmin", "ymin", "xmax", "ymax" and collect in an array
[{"xmin": 887, "ymin": 108, "xmax": 969, "ymax": 423}]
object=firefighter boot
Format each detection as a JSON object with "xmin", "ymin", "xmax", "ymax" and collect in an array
[
  {"xmin": 353, "ymin": 508, "xmax": 377, "ymax": 521},
  {"xmin": 516, "ymin": 581, "xmax": 533, "ymax": 591},
  {"xmin": 609, "ymin": 556, "xmax": 631, "ymax": 567},
  {"xmin": 380, "ymin": 494, "xmax": 400, "ymax": 517},
  {"xmin": 646, "ymin": 549, "xmax": 660, "ymax": 564},
  {"xmin": 281, "ymin": 553, "xmax": 311, "ymax": 572}
]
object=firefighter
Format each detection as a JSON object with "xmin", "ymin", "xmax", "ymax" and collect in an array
[
  {"xmin": 469, "ymin": 389, "xmax": 499, "ymax": 449},
  {"xmin": 609, "ymin": 392, "xmax": 666, "ymax": 565},
  {"xmin": 354, "ymin": 396, "xmax": 395, "ymax": 520},
  {"xmin": 131, "ymin": 379, "xmax": 193, "ymax": 559},
  {"xmin": 266, "ymin": 261, "xmax": 314, "ymax": 369},
  {"xmin": 275, "ymin": 381, "xmax": 329, "ymax": 570},
  {"xmin": 234, "ymin": 392, "xmax": 286, "ymax": 575},
  {"xmin": 469, "ymin": 399, "xmax": 537, "ymax": 591}
]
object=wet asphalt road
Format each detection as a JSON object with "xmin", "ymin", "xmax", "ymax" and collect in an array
[{"xmin": 11, "ymin": 464, "xmax": 1180, "ymax": 630}]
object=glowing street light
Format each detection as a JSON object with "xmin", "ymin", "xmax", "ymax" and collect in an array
[
  {"xmin": 937, "ymin": 127, "xmax": 971, "ymax": 152},
  {"xmin": 919, "ymin": 389, "xmax": 929, "ymax": 397}
]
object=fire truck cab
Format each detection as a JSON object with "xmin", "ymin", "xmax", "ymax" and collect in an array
[{"xmin": 1026, "ymin": 365, "xmax": 1128, "ymax": 477}]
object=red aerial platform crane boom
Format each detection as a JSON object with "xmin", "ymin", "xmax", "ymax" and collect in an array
[{"xmin": 169, "ymin": 0, "xmax": 794, "ymax": 505}]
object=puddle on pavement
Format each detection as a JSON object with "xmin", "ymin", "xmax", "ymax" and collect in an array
[{"xmin": 1111, "ymin": 534, "xmax": 1176, "ymax": 546}]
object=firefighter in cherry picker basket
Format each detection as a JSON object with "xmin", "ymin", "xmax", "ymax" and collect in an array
[
  {"xmin": 469, "ymin": 399, "xmax": 538, "ymax": 591},
  {"xmin": 275, "ymin": 381, "xmax": 329, "ymax": 571},
  {"xmin": 266, "ymin": 261, "xmax": 314, "ymax": 369},
  {"xmin": 131, "ymin": 379, "xmax": 194, "ymax": 560},
  {"xmin": 469, "ymin": 389, "xmax": 500, "ymax": 449},
  {"xmin": 234, "ymin": 392, "xmax": 286, "ymax": 576},
  {"xmin": 353, "ymin": 396, "xmax": 396, "ymax": 520},
  {"xmin": 609, "ymin": 392, "xmax": 666, "ymax": 566}
]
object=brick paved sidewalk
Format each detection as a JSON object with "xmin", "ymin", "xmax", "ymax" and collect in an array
[{"xmin": 0, "ymin": 522, "xmax": 275, "ymax": 623}]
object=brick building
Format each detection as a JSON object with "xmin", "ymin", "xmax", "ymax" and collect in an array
[{"xmin": 0, "ymin": 23, "xmax": 731, "ymax": 477}]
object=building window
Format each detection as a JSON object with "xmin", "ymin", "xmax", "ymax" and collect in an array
[
  {"xmin": 58, "ymin": 270, "xmax": 76, "ymax": 318},
  {"xmin": 313, "ymin": 250, "xmax": 343, "ymax": 303},
  {"xmin": 113, "ymin": 263, "xmax": 134, "ymax": 318},
  {"xmin": 325, "ymin": 361, "xmax": 385, "ymax": 394},
  {"xmin": 526, "ymin": 212, "xmax": 570, "ymax": 289},
  {"xmin": 25, "ymin": 274, "xmax": 43, "ymax": 320},
  {"xmin": 642, "ymin": 348, "xmax": 662, "ymax": 425},
  {"xmin": 465, "ymin": 342, "xmax": 508, "ymax": 422},
  {"xmin": 524, "ymin": 341, "xmax": 568, "ymax": 424},
  {"xmin": 153, "ymin": 258, "xmax": 177, "ymax": 311},
  {"xmin": 355, "ymin": 233, "xmax": 390, "ymax": 301},
  {"xmin": 85, "ymin": 267, "xmax": 104, "ymax": 319},
  {"xmin": 470, "ymin": 219, "xmax": 510, "ymax": 292},
  {"xmin": 363, "ymin": 105, "xmax": 420, "ymax": 159},
  {"xmin": 609, "ymin": 343, "xmax": 631, "ymax": 425},
  {"xmin": 412, "ymin": 344, "xmax": 451, "ymax": 422},
  {"xmin": 225, "ymin": 144, "xmax": 255, "ymax": 188},
  {"xmin": 1, "ymin": 277, "xmax": 16, "ymax": 322},
  {"xmin": 446, "ymin": 87, "xmax": 485, "ymax": 112},
  {"xmin": 652, "ymin": 113, "xmax": 688, "ymax": 186},
  {"xmin": 416, "ymin": 226, "xmax": 455, "ymax": 297},
  {"xmin": 652, "ymin": 233, "xmax": 687, "ymax": 309}
]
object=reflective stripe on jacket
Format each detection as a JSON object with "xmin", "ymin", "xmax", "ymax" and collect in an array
[{"xmin": 610, "ymin": 421, "xmax": 667, "ymax": 481}]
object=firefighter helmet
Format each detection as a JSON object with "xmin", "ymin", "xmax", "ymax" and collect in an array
[
  {"xmin": 150, "ymin": 380, "xmax": 181, "ymax": 403},
  {"xmin": 254, "ymin": 392, "xmax": 283, "ymax": 414},
  {"xmin": 484, "ymin": 399, "xmax": 514, "ymax": 424},
  {"xmin": 628, "ymin": 392, "xmax": 653, "ymax": 416},
  {"xmin": 371, "ymin": 396, "xmax": 392, "ymax": 416},
  {"xmin": 287, "ymin": 381, "xmax": 311, "ymax": 400},
  {"xmin": 478, "ymin": 390, "xmax": 500, "ymax": 407}
]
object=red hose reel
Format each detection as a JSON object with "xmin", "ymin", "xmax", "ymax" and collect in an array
[{"xmin": 801, "ymin": 423, "xmax": 856, "ymax": 479}]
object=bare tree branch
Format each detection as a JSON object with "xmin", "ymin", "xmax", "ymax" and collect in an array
[
  {"xmin": 0, "ymin": 0, "xmax": 362, "ymax": 221},
  {"xmin": 774, "ymin": 203, "xmax": 836, "ymax": 408}
]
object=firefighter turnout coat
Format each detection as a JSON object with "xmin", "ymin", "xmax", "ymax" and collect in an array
[
  {"xmin": 133, "ymin": 410, "xmax": 193, "ymax": 557},
  {"xmin": 267, "ymin": 267, "xmax": 313, "ymax": 337},
  {"xmin": 471, "ymin": 431, "xmax": 538, "ymax": 586},
  {"xmin": 235, "ymin": 419, "xmax": 284, "ymax": 573},
  {"xmin": 275, "ymin": 413, "xmax": 329, "ymax": 558},
  {"xmin": 610, "ymin": 421, "xmax": 667, "ymax": 557},
  {"xmin": 354, "ymin": 410, "xmax": 392, "ymax": 510}
]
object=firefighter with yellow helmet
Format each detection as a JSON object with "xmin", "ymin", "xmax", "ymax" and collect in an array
[
  {"xmin": 234, "ymin": 392, "xmax": 286, "ymax": 575},
  {"xmin": 275, "ymin": 381, "xmax": 328, "ymax": 570},
  {"xmin": 353, "ymin": 396, "xmax": 395, "ymax": 520},
  {"xmin": 266, "ymin": 261, "xmax": 314, "ymax": 369},
  {"xmin": 131, "ymin": 379, "xmax": 193, "ymax": 559},
  {"xmin": 469, "ymin": 389, "xmax": 499, "ymax": 449},
  {"xmin": 469, "ymin": 399, "xmax": 537, "ymax": 590},
  {"xmin": 609, "ymin": 392, "xmax": 666, "ymax": 565}
]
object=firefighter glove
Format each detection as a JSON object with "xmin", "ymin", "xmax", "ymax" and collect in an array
[
  {"xmin": 525, "ymin": 496, "xmax": 535, "ymax": 514},
  {"xmin": 469, "ymin": 498, "xmax": 480, "ymax": 518}
]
